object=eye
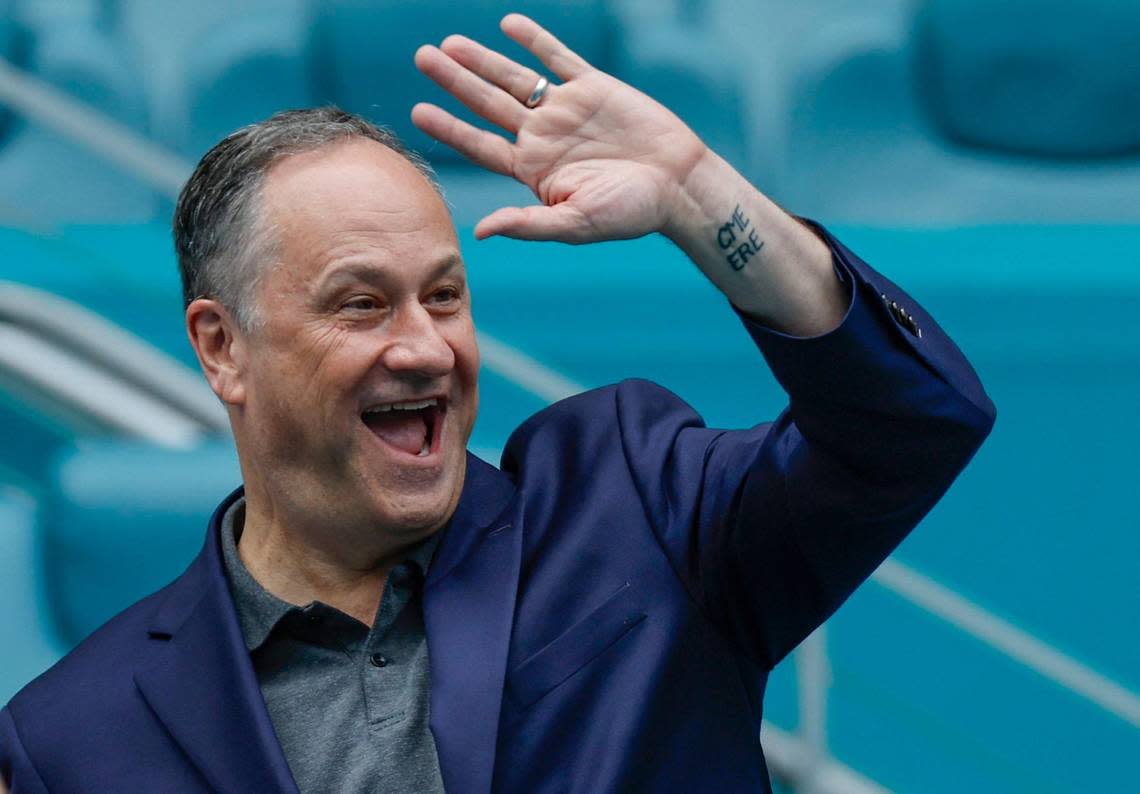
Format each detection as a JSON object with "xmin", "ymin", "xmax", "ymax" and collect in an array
[
  {"xmin": 342, "ymin": 295, "xmax": 381, "ymax": 312},
  {"xmin": 427, "ymin": 286, "xmax": 462, "ymax": 305}
]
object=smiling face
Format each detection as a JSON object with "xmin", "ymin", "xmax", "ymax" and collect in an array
[{"xmin": 230, "ymin": 138, "xmax": 478, "ymax": 545}]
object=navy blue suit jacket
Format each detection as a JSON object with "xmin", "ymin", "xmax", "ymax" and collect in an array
[{"xmin": 1, "ymin": 227, "xmax": 995, "ymax": 793}]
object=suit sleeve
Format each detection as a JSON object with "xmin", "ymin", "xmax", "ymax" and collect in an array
[
  {"xmin": 0, "ymin": 707, "xmax": 50, "ymax": 794},
  {"xmin": 614, "ymin": 221, "xmax": 996, "ymax": 671}
]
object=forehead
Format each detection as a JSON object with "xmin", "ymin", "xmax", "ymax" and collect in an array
[{"xmin": 260, "ymin": 138, "xmax": 458, "ymax": 277}]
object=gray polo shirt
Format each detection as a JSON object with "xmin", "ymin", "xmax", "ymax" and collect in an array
[{"xmin": 219, "ymin": 498, "xmax": 445, "ymax": 794}]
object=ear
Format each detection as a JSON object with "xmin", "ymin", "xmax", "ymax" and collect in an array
[{"xmin": 186, "ymin": 298, "xmax": 248, "ymax": 406}]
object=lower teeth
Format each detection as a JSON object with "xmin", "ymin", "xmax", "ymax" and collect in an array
[{"xmin": 418, "ymin": 437, "xmax": 430, "ymax": 456}]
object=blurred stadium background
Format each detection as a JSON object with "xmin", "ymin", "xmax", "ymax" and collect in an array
[{"xmin": 0, "ymin": 0, "xmax": 1137, "ymax": 791}]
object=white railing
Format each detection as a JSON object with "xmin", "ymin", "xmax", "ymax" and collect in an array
[
  {"xmin": 872, "ymin": 559, "xmax": 1140, "ymax": 729},
  {"xmin": 0, "ymin": 58, "xmax": 189, "ymax": 196},
  {"xmin": 0, "ymin": 283, "xmax": 229, "ymax": 447},
  {"xmin": 4, "ymin": 52, "xmax": 1139, "ymax": 793}
]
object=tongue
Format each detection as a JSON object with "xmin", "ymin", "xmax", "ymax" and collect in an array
[{"xmin": 364, "ymin": 411, "xmax": 427, "ymax": 455}]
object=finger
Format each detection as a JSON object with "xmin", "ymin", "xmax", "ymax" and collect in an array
[
  {"xmin": 499, "ymin": 13, "xmax": 591, "ymax": 82},
  {"xmin": 410, "ymin": 102, "xmax": 514, "ymax": 177},
  {"xmin": 475, "ymin": 204, "xmax": 592, "ymax": 242},
  {"xmin": 414, "ymin": 44, "xmax": 527, "ymax": 134},
  {"xmin": 440, "ymin": 33, "xmax": 545, "ymax": 106}
]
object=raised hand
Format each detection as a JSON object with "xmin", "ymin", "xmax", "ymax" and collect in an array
[{"xmin": 412, "ymin": 13, "xmax": 709, "ymax": 243}]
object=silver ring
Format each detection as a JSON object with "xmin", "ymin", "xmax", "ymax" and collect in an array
[{"xmin": 524, "ymin": 76, "xmax": 549, "ymax": 108}]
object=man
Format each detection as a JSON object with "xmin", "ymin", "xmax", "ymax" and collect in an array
[{"xmin": 1, "ymin": 13, "xmax": 994, "ymax": 794}]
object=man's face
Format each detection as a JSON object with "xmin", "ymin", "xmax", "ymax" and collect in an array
[{"xmin": 233, "ymin": 139, "xmax": 478, "ymax": 542}]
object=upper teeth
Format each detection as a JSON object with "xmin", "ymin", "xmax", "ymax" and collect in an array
[{"xmin": 364, "ymin": 398, "xmax": 438, "ymax": 414}]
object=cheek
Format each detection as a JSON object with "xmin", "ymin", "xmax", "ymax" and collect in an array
[
  {"xmin": 449, "ymin": 320, "xmax": 480, "ymax": 381},
  {"xmin": 307, "ymin": 317, "xmax": 369, "ymax": 369},
  {"xmin": 253, "ymin": 326, "xmax": 364, "ymax": 418},
  {"xmin": 456, "ymin": 343, "xmax": 480, "ymax": 413}
]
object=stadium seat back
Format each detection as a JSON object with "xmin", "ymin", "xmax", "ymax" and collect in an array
[
  {"xmin": 0, "ymin": 24, "xmax": 156, "ymax": 223},
  {"xmin": 0, "ymin": 487, "xmax": 64, "ymax": 703},
  {"xmin": 916, "ymin": 0, "xmax": 1140, "ymax": 158},
  {"xmin": 43, "ymin": 441, "xmax": 241, "ymax": 645},
  {"xmin": 309, "ymin": 0, "xmax": 615, "ymax": 160},
  {"xmin": 30, "ymin": 23, "xmax": 146, "ymax": 125},
  {"xmin": 182, "ymin": 12, "xmax": 315, "ymax": 158}
]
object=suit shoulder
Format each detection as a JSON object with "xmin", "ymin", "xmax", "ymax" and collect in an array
[
  {"xmin": 7, "ymin": 572, "xmax": 196, "ymax": 714},
  {"xmin": 506, "ymin": 379, "xmax": 697, "ymax": 443},
  {"xmin": 501, "ymin": 379, "xmax": 706, "ymax": 482}
]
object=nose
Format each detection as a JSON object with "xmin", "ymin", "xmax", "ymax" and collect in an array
[{"xmin": 380, "ymin": 301, "xmax": 455, "ymax": 378}]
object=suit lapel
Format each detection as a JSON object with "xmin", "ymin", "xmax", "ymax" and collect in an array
[
  {"xmin": 134, "ymin": 488, "xmax": 299, "ymax": 794},
  {"xmin": 425, "ymin": 453, "xmax": 522, "ymax": 794},
  {"xmin": 132, "ymin": 455, "xmax": 522, "ymax": 794}
]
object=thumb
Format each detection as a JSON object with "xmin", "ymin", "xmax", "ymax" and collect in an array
[{"xmin": 474, "ymin": 204, "xmax": 593, "ymax": 242}]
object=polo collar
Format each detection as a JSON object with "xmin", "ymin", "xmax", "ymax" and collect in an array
[{"xmin": 217, "ymin": 497, "xmax": 442, "ymax": 652}]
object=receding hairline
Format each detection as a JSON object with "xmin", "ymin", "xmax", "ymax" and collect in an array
[
  {"xmin": 252, "ymin": 136, "xmax": 458, "ymax": 270},
  {"xmin": 259, "ymin": 135, "xmax": 452, "ymax": 214},
  {"xmin": 172, "ymin": 106, "xmax": 448, "ymax": 326}
]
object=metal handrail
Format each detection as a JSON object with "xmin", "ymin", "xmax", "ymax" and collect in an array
[
  {"xmin": 0, "ymin": 58, "xmax": 189, "ymax": 199},
  {"xmin": 0, "ymin": 283, "xmax": 228, "ymax": 432},
  {"xmin": 0, "ymin": 283, "xmax": 228, "ymax": 447},
  {"xmin": 0, "ymin": 323, "xmax": 205, "ymax": 447},
  {"xmin": 872, "ymin": 558, "xmax": 1140, "ymax": 729},
  {"xmin": 762, "ymin": 719, "xmax": 888, "ymax": 794}
]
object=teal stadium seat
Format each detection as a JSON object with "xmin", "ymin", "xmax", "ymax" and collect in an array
[
  {"xmin": 0, "ymin": 222, "xmax": 213, "ymax": 490},
  {"xmin": 0, "ymin": 0, "xmax": 16, "ymax": 148},
  {"xmin": 0, "ymin": 22, "xmax": 157, "ymax": 224},
  {"xmin": 308, "ymin": 0, "xmax": 614, "ymax": 225},
  {"xmin": 0, "ymin": 486, "xmax": 63, "ymax": 704},
  {"xmin": 43, "ymin": 440, "xmax": 241, "ymax": 646},
  {"xmin": 114, "ymin": 0, "xmax": 307, "ymax": 157},
  {"xmin": 0, "ymin": 224, "xmax": 189, "ymax": 361},
  {"xmin": 309, "ymin": 0, "xmax": 614, "ymax": 163},
  {"xmin": 0, "ymin": 225, "xmax": 183, "ymax": 488},
  {"xmin": 758, "ymin": 0, "xmax": 1140, "ymax": 223},
  {"xmin": 7, "ymin": 0, "xmax": 109, "ymax": 32},
  {"xmin": 611, "ymin": 19, "xmax": 747, "ymax": 173},
  {"xmin": 181, "ymin": 11, "xmax": 316, "ymax": 158},
  {"xmin": 918, "ymin": 0, "xmax": 1140, "ymax": 160}
]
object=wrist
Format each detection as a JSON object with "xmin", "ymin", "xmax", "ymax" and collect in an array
[
  {"xmin": 655, "ymin": 148, "xmax": 843, "ymax": 334},
  {"xmin": 659, "ymin": 144, "xmax": 731, "ymax": 246}
]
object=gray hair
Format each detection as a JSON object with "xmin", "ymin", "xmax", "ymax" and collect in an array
[{"xmin": 173, "ymin": 107, "xmax": 444, "ymax": 329}]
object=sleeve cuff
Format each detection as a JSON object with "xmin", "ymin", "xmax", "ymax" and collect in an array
[
  {"xmin": 731, "ymin": 221, "xmax": 937, "ymax": 417},
  {"xmin": 732, "ymin": 253, "xmax": 855, "ymax": 343}
]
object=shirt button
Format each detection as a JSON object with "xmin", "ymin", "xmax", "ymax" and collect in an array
[{"xmin": 370, "ymin": 653, "xmax": 388, "ymax": 668}]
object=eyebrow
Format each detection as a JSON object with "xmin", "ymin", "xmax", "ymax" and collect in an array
[{"xmin": 318, "ymin": 251, "xmax": 464, "ymax": 291}]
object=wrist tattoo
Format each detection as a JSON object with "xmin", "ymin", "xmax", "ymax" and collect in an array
[{"xmin": 716, "ymin": 204, "xmax": 764, "ymax": 271}]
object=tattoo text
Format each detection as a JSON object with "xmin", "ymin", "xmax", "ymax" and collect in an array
[{"xmin": 717, "ymin": 204, "xmax": 764, "ymax": 271}]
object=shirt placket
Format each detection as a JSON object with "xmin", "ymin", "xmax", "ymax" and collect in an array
[{"xmin": 361, "ymin": 562, "xmax": 417, "ymax": 730}]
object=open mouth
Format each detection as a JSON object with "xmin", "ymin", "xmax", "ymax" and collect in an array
[{"xmin": 361, "ymin": 398, "xmax": 444, "ymax": 458}]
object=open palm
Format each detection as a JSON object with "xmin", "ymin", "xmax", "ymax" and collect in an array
[{"xmin": 412, "ymin": 14, "xmax": 709, "ymax": 242}]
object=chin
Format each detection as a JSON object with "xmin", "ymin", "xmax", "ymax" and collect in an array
[
  {"xmin": 373, "ymin": 480, "xmax": 461, "ymax": 536},
  {"xmin": 347, "ymin": 438, "xmax": 467, "ymax": 536}
]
